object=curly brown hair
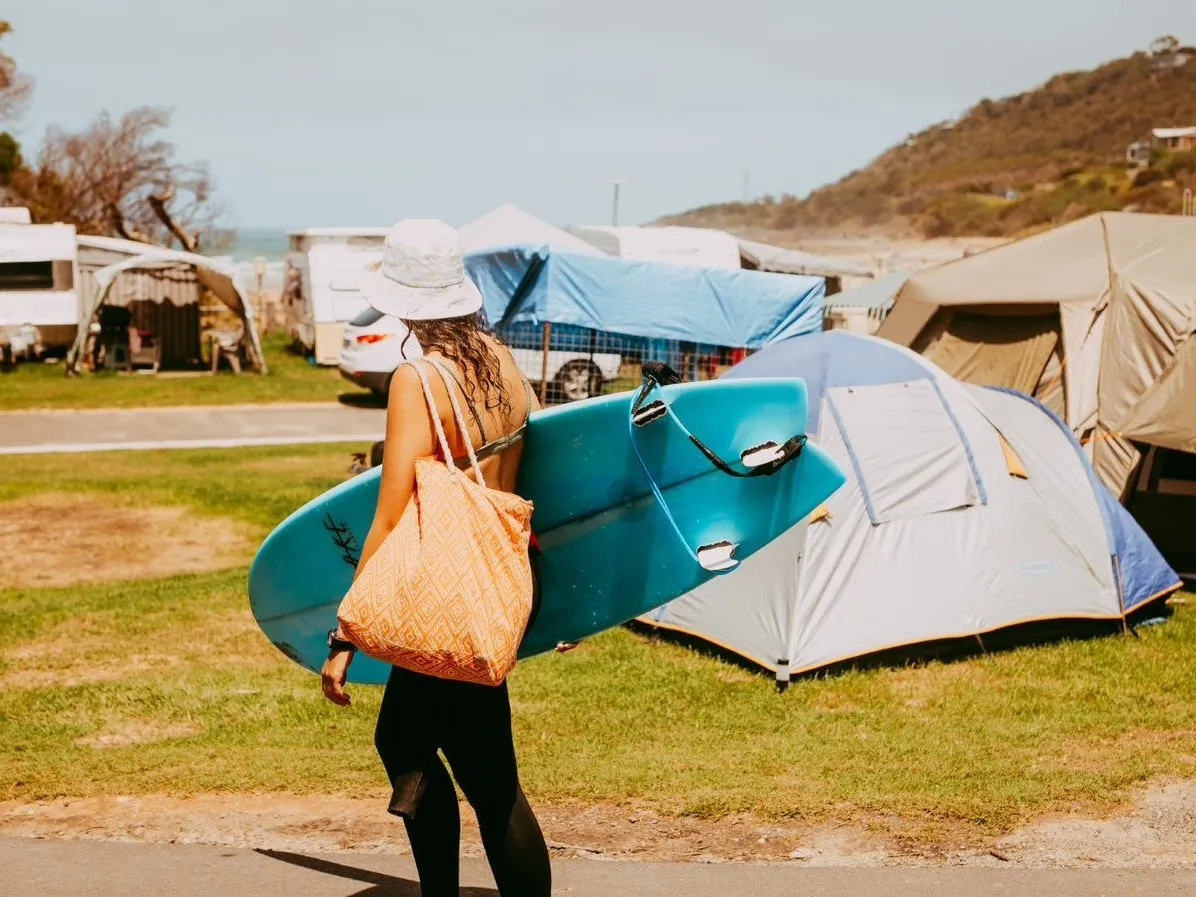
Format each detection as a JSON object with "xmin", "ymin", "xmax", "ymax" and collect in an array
[{"xmin": 401, "ymin": 312, "xmax": 513, "ymax": 418}]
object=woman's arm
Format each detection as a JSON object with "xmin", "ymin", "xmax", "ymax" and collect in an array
[
  {"xmin": 352, "ymin": 364, "xmax": 436, "ymax": 582},
  {"xmin": 322, "ymin": 363, "xmax": 435, "ymax": 706}
]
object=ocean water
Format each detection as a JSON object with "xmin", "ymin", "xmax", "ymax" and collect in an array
[{"xmin": 230, "ymin": 227, "xmax": 290, "ymax": 262}]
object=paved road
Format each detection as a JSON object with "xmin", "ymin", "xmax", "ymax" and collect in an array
[
  {"xmin": 5, "ymin": 837, "xmax": 1195, "ymax": 897},
  {"xmin": 0, "ymin": 403, "xmax": 386, "ymax": 455}
]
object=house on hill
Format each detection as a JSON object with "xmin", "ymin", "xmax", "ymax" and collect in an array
[
  {"xmin": 1153, "ymin": 126, "xmax": 1196, "ymax": 152},
  {"xmin": 1126, "ymin": 126, "xmax": 1196, "ymax": 166}
]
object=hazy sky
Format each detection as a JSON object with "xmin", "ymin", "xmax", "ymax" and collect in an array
[{"xmin": 6, "ymin": 1, "xmax": 1191, "ymax": 229}]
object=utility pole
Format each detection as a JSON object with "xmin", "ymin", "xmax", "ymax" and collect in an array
[{"xmin": 610, "ymin": 178, "xmax": 625, "ymax": 226}]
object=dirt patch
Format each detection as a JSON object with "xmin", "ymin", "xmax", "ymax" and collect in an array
[
  {"xmin": 0, "ymin": 493, "xmax": 252, "ymax": 589},
  {"xmin": 1, "ymin": 781, "xmax": 1193, "ymax": 867},
  {"xmin": 75, "ymin": 722, "xmax": 203, "ymax": 749},
  {"xmin": 989, "ymin": 780, "xmax": 1196, "ymax": 868}
]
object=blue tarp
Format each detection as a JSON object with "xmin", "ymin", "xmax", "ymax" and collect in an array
[{"xmin": 464, "ymin": 245, "xmax": 826, "ymax": 348}]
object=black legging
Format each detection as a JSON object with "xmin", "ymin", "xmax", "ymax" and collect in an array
[{"xmin": 373, "ymin": 553, "xmax": 550, "ymax": 896}]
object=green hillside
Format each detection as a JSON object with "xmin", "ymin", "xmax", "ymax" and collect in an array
[{"xmin": 663, "ymin": 41, "xmax": 1196, "ymax": 238}]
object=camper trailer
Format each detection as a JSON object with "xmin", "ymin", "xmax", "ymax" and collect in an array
[
  {"xmin": 0, "ymin": 214, "xmax": 80, "ymax": 351},
  {"xmin": 281, "ymin": 227, "xmax": 389, "ymax": 365}
]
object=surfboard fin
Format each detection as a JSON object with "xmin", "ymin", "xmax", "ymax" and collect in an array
[{"xmin": 697, "ymin": 540, "xmax": 740, "ymax": 573}]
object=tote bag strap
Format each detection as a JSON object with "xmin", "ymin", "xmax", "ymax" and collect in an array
[
  {"xmin": 421, "ymin": 357, "xmax": 487, "ymax": 486},
  {"xmin": 406, "ymin": 359, "xmax": 485, "ymax": 485}
]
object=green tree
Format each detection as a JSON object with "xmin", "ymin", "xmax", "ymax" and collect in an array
[{"xmin": 0, "ymin": 131, "xmax": 22, "ymax": 181}]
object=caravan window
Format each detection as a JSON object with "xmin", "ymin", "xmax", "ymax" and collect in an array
[
  {"xmin": 0, "ymin": 261, "xmax": 55, "ymax": 291},
  {"xmin": 826, "ymin": 379, "xmax": 983, "ymax": 525}
]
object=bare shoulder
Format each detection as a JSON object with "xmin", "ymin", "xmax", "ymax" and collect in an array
[
  {"xmin": 388, "ymin": 361, "xmax": 423, "ymax": 397},
  {"xmin": 386, "ymin": 362, "xmax": 432, "ymax": 414}
]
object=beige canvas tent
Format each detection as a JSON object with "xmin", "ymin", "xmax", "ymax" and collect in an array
[{"xmin": 876, "ymin": 212, "xmax": 1196, "ymax": 502}]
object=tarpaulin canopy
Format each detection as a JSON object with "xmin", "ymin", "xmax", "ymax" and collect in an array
[
  {"xmin": 464, "ymin": 246, "xmax": 825, "ymax": 347},
  {"xmin": 737, "ymin": 239, "xmax": 872, "ymax": 279},
  {"xmin": 68, "ymin": 248, "xmax": 266, "ymax": 374},
  {"xmin": 565, "ymin": 224, "xmax": 743, "ymax": 269},
  {"xmin": 826, "ymin": 269, "xmax": 908, "ymax": 310}
]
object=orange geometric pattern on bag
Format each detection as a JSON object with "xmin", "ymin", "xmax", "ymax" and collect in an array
[{"xmin": 335, "ymin": 358, "xmax": 535, "ymax": 687}]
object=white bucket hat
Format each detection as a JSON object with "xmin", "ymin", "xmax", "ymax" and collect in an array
[{"xmin": 359, "ymin": 218, "xmax": 484, "ymax": 320}]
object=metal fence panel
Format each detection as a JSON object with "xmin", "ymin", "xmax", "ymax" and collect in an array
[{"xmin": 496, "ymin": 320, "xmax": 749, "ymax": 405}]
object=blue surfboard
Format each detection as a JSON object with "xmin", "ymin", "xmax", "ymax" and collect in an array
[{"xmin": 248, "ymin": 377, "xmax": 846, "ymax": 684}]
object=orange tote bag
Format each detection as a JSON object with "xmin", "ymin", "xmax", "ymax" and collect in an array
[{"xmin": 336, "ymin": 358, "xmax": 534, "ymax": 686}]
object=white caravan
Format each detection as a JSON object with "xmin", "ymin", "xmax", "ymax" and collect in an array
[
  {"xmin": 0, "ymin": 215, "xmax": 80, "ymax": 350},
  {"xmin": 281, "ymin": 227, "xmax": 389, "ymax": 365}
]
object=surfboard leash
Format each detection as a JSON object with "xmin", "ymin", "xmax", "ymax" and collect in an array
[{"xmin": 630, "ymin": 374, "xmax": 808, "ymax": 479}]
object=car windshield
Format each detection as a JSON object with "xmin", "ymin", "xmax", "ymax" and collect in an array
[{"xmin": 349, "ymin": 306, "xmax": 385, "ymax": 327}]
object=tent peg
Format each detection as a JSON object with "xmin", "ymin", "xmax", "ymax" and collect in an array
[{"xmin": 775, "ymin": 658, "xmax": 791, "ymax": 693}]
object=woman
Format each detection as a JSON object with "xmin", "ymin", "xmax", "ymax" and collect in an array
[{"xmin": 320, "ymin": 219, "xmax": 554, "ymax": 896}]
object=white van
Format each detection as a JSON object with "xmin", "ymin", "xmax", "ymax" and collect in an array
[
  {"xmin": 281, "ymin": 227, "xmax": 389, "ymax": 365},
  {"xmin": 0, "ymin": 217, "xmax": 80, "ymax": 350}
]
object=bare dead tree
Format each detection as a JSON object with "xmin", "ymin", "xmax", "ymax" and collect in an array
[
  {"xmin": 9, "ymin": 106, "xmax": 222, "ymax": 250},
  {"xmin": 0, "ymin": 20, "xmax": 32, "ymax": 123}
]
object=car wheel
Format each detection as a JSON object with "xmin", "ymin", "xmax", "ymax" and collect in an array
[{"xmin": 555, "ymin": 360, "xmax": 603, "ymax": 403}]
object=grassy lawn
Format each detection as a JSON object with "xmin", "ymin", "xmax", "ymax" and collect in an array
[
  {"xmin": 1, "ymin": 445, "xmax": 1194, "ymax": 842},
  {"xmin": 0, "ymin": 335, "xmax": 372, "ymax": 411}
]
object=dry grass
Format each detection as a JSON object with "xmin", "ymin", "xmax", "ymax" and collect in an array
[{"xmin": 0, "ymin": 493, "xmax": 252, "ymax": 590}]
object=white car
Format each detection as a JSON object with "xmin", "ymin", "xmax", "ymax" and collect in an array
[
  {"xmin": 338, "ymin": 307, "xmax": 623, "ymax": 402},
  {"xmin": 337, "ymin": 307, "xmax": 422, "ymax": 394}
]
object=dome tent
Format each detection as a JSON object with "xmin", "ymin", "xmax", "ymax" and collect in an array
[{"xmin": 637, "ymin": 331, "xmax": 1181, "ymax": 684}]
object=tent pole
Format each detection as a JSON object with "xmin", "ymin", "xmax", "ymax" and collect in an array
[
  {"xmin": 777, "ymin": 519, "xmax": 810, "ymax": 695},
  {"xmin": 539, "ymin": 322, "xmax": 552, "ymax": 405}
]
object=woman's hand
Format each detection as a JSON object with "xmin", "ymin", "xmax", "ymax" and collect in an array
[
  {"xmin": 555, "ymin": 640, "xmax": 582, "ymax": 653},
  {"xmin": 321, "ymin": 650, "xmax": 353, "ymax": 706}
]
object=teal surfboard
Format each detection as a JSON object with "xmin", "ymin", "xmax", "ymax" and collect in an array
[{"xmin": 248, "ymin": 377, "xmax": 846, "ymax": 684}]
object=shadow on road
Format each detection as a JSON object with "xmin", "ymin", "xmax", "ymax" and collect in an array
[
  {"xmin": 337, "ymin": 391, "xmax": 387, "ymax": 409},
  {"xmin": 255, "ymin": 848, "xmax": 498, "ymax": 896}
]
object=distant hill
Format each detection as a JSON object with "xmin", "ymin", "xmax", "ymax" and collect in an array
[{"xmin": 662, "ymin": 40, "xmax": 1196, "ymax": 238}]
